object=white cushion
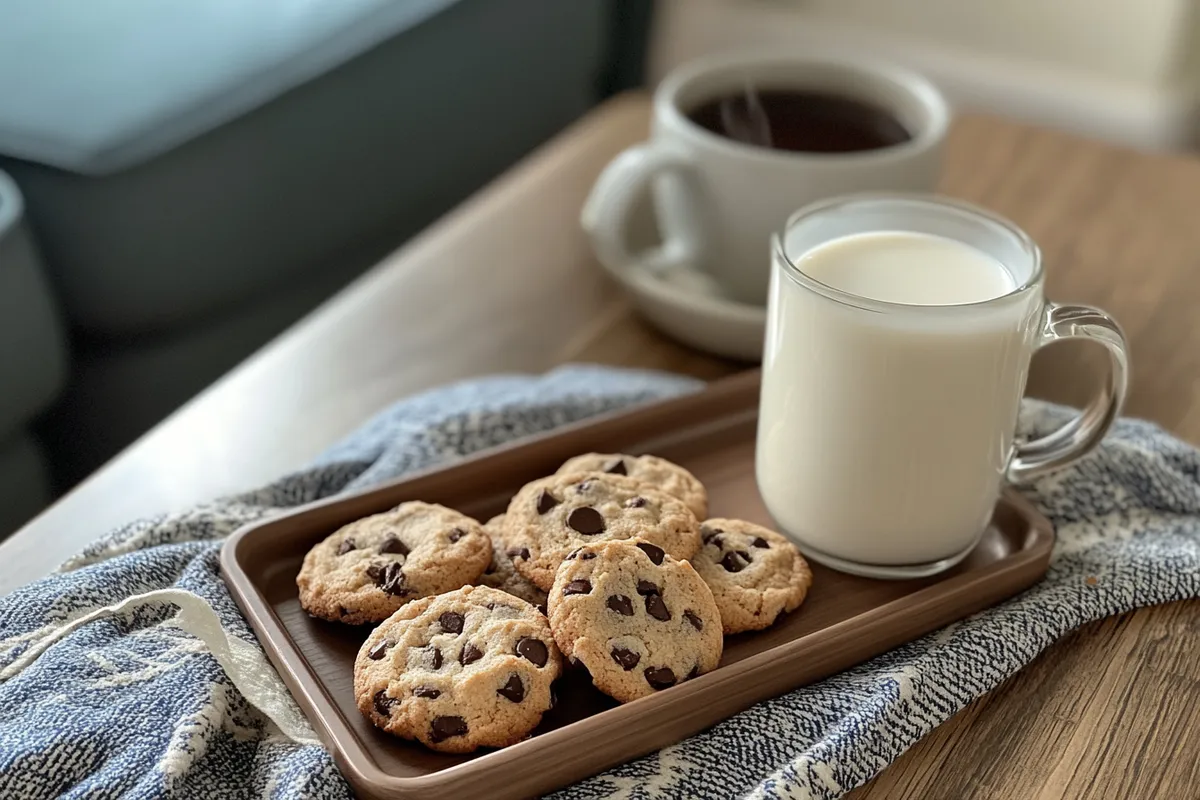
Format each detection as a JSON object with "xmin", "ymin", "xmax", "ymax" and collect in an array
[{"xmin": 0, "ymin": 0, "xmax": 459, "ymax": 175}]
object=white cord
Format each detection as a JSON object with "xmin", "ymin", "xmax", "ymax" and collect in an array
[{"xmin": 0, "ymin": 588, "xmax": 322, "ymax": 747}]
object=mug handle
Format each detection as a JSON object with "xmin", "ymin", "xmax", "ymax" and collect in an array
[
  {"xmin": 581, "ymin": 143, "xmax": 700, "ymax": 274},
  {"xmin": 1007, "ymin": 302, "xmax": 1130, "ymax": 482}
]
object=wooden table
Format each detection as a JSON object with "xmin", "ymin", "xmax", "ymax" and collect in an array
[{"xmin": 5, "ymin": 94, "xmax": 1199, "ymax": 798}]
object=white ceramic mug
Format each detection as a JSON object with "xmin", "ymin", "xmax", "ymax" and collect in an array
[
  {"xmin": 756, "ymin": 194, "xmax": 1130, "ymax": 579},
  {"xmin": 581, "ymin": 51, "xmax": 950, "ymax": 306}
]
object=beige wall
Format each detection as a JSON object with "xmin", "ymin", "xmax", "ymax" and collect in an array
[
  {"xmin": 765, "ymin": 0, "xmax": 1195, "ymax": 85},
  {"xmin": 648, "ymin": 0, "xmax": 1200, "ymax": 149}
]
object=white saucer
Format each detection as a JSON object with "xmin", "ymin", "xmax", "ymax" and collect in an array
[{"xmin": 598, "ymin": 258, "xmax": 767, "ymax": 362}]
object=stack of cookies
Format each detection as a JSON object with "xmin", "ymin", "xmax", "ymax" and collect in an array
[{"xmin": 296, "ymin": 452, "xmax": 812, "ymax": 753}]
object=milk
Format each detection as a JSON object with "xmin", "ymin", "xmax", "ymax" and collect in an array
[
  {"xmin": 796, "ymin": 231, "xmax": 1015, "ymax": 305},
  {"xmin": 757, "ymin": 230, "xmax": 1041, "ymax": 566}
]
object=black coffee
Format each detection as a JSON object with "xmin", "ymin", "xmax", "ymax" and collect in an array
[{"xmin": 687, "ymin": 89, "xmax": 911, "ymax": 153}]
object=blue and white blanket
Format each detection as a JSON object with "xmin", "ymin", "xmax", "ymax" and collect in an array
[{"xmin": 2, "ymin": 365, "xmax": 1199, "ymax": 799}]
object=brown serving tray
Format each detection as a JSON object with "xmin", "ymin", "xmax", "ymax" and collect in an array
[{"xmin": 220, "ymin": 370, "xmax": 1054, "ymax": 800}]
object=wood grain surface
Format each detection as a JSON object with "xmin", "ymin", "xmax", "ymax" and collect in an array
[{"xmin": 4, "ymin": 94, "xmax": 1200, "ymax": 798}]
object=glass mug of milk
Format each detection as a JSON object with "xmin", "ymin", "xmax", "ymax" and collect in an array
[{"xmin": 757, "ymin": 193, "xmax": 1129, "ymax": 579}]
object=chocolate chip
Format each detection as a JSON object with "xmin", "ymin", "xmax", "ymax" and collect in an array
[
  {"xmin": 707, "ymin": 535, "xmax": 724, "ymax": 549},
  {"xmin": 439, "ymin": 611, "xmax": 464, "ymax": 634},
  {"xmin": 636, "ymin": 580, "xmax": 659, "ymax": 596},
  {"xmin": 386, "ymin": 573, "xmax": 413, "ymax": 596},
  {"xmin": 575, "ymin": 480, "xmax": 593, "ymax": 493},
  {"xmin": 721, "ymin": 551, "xmax": 749, "ymax": 573},
  {"xmin": 684, "ymin": 610, "xmax": 704, "ymax": 631},
  {"xmin": 567, "ymin": 507, "xmax": 605, "ymax": 535},
  {"xmin": 645, "ymin": 592, "xmax": 671, "ymax": 621},
  {"xmin": 644, "ymin": 666, "xmax": 677, "ymax": 690},
  {"xmin": 701, "ymin": 526, "xmax": 724, "ymax": 543},
  {"xmin": 336, "ymin": 538, "xmax": 356, "ymax": 555},
  {"xmin": 565, "ymin": 548, "xmax": 580, "ymax": 560},
  {"xmin": 636, "ymin": 542, "xmax": 665, "ymax": 565},
  {"xmin": 626, "ymin": 497, "xmax": 647, "ymax": 509},
  {"xmin": 430, "ymin": 647, "xmax": 443, "ymax": 670},
  {"xmin": 497, "ymin": 674, "xmax": 525, "ymax": 703},
  {"xmin": 581, "ymin": 551, "xmax": 597, "ymax": 560},
  {"xmin": 448, "ymin": 527, "xmax": 466, "ymax": 543},
  {"xmin": 430, "ymin": 716, "xmax": 468, "ymax": 743},
  {"xmin": 687, "ymin": 665, "xmax": 700, "ymax": 680},
  {"xmin": 563, "ymin": 579, "xmax": 592, "ymax": 596},
  {"xmin": 460, "ymin": 644, "xmax": 483, "ymax": 665},
  {"xmin": 373, "ymin": 690, "xmax": 398, "ymax": 716},
  {"xmin": 413, "ymin": 685, "xmax": 441, "ymax": 699},
  {"xmin": 379, "ymin": 536, "xmax": 409, "ymax": 556},
  {"xmin": 738, "ymin": 550, "xmax": 751, "ymax": 560},
  {"xmin": 611, "ymin": 647, "xmax": 641, "ymax": 670},
  {"xmin": 372, "ymin": 562, "xmax": 412, "ymax": 596},
  {"xmin": 506, "ymin": 546, "xmax": 530, "ymax": 560},
  {"xmin": 752, "ymin": 536, "xmax": 770, "ymax": 549},
  {"xmin": 536, "ymin": 489, "xmax": 559, "ymax": 514},
  {"xmin": 607, "ymin": 594, "xmax": 634, "ymax": 616},
  {"xmin": 367, "ymin": 639, "xmax": 392, "ymax": 660},
  {"xmin": 605, "ymin": 458, "xmax": 628, "ymax": 475},
  {"xmin": 515, "ymin": 637, "xmax": 548, "ymax": 667}
]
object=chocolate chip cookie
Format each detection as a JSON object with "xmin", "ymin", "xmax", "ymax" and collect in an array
[
  {"xmin": 692, "ymin": 519, "xmax": 812, "ymax": 634},
  {"xmin": 354, "ymin": 585, "xmax": 562, "ymax": 752},
  {"xmin": 547, "ymin": 539, "xmax": 722, "ymax": 703},
  {"xmin": 297, "ymin": 501, "xmax": 491, "ymax": 624},
  {"xmin": 477, "ymin": 515, "xmax": 548, "ymax": 610},
  {"xmin": 504, "ymin": 472, "xmax": 701, "ymax": 592},
  {"xmin": 555, "ymin": 453, "xmax": 709, "ymax": 520}
]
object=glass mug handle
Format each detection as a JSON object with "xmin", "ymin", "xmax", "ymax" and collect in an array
[{"xmin": 1007, "ymin": 302, "xmax": 1130, "ymax": 482}]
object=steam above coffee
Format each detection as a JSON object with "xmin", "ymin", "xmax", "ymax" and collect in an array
[{"xmin": 688, "ymin": 89, "xmax": 912, "ymax": 154}]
